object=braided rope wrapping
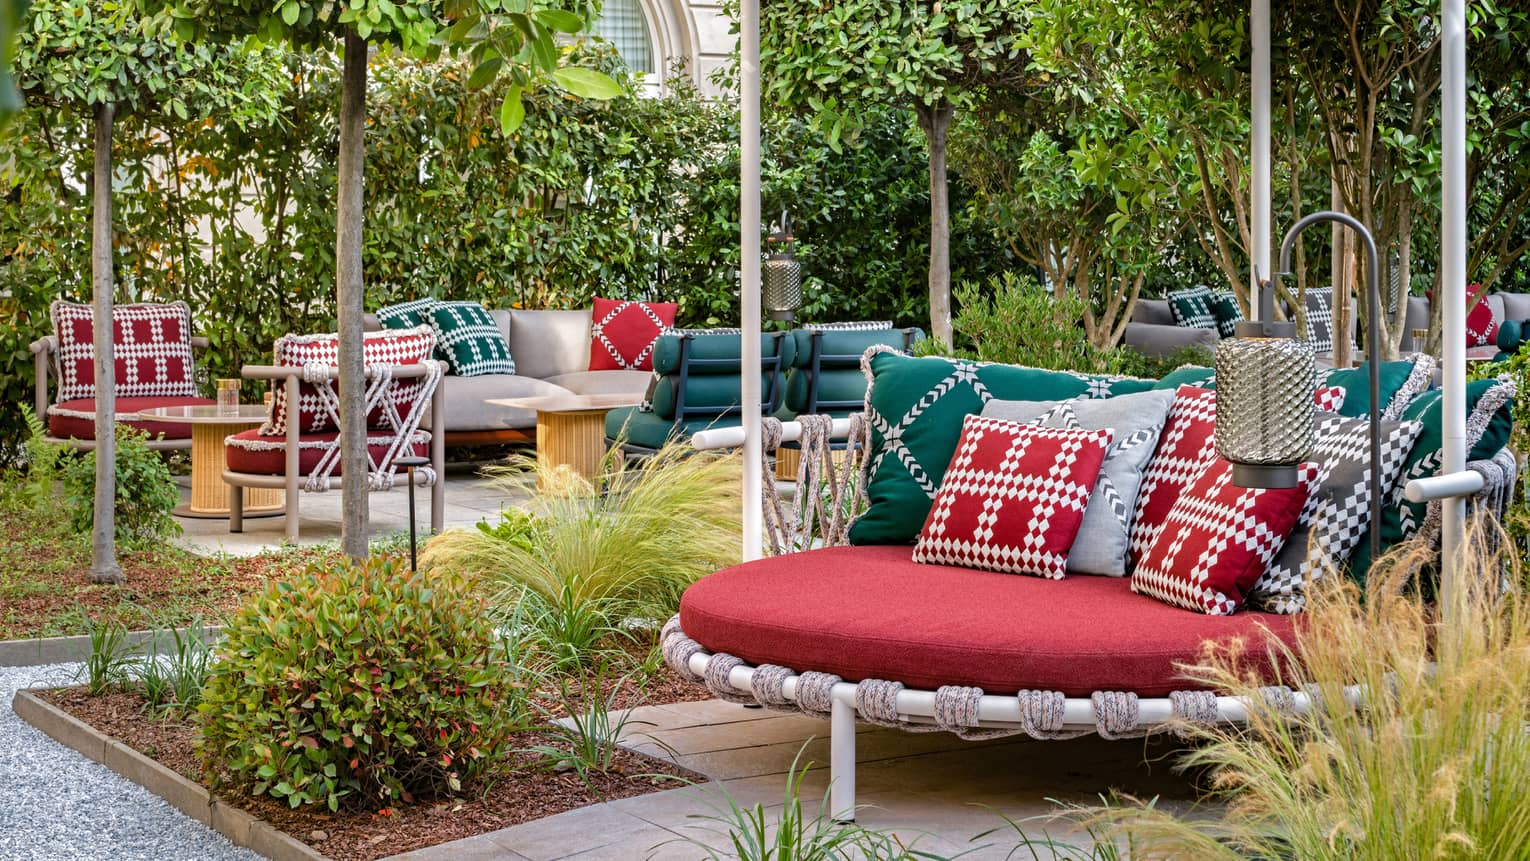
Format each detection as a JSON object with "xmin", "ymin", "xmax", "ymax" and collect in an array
[
  {"xmin": 290, "ymin": 360, "xmax": 443, "ymax": 495},
  {"xmin": 759, "ymin": 412, "xmax": 871, "ymax": 556},
  {"xmin": 1168, "ymin": 690, "xmax": 1220, "ymax": 738},
  {"xmin": 795, "ymin": 671, "xmax": 842, "ymax": 717},
  {"xmin": 704, "ymin": 653, "xmax": 754, "ymax": 704},
  {"xmin": 750, "ymin": 664, "xmax": 797, "ymax": 711},
  {"xmin": 659, "ymin": 616, "xmax": 703, "ymax": 682},
  {"xmin": 1016, "ymin": 690, "xmax": 1087, "ymax": 740},
  {"xmin": 931, "ymin": 685, "xmax": 1018, "ymax": 740},
  {"xmin": 1259, "ymin": 686, "xmax": 1297, "ymax": 716},
  {"xmin": 1091, "ymin": 691, "xmax": 1145, "ymax": 740},
  {"xmin": 855, "ymin": 679, "xmax": 907, "ymax": 728}
]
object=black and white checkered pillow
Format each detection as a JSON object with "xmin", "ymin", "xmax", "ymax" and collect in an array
[
  {"xmin": 803, "ymin": 320, "xmax": 893, "ymax": 331},
  {"xmin": 1303, "ymin": 287, "xmax": 1335, "ymax": 354},
  {"xmin": 1167, "ymin": 287, "xmax": 1218, "ymax": 330},
  {"xmin": 429, "ymin": 301, "xmax": 515, "ymax": 377},
  {"xmin": 1247, "ymin": 414, "xmax": 1423, "ymax": 614}
]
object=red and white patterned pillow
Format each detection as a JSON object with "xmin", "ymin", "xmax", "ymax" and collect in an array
[
  {"xmin": 1131, "ymin": 457, "xmax": 1316, "ymax": 615},
  {"xmin": 50, "ymin": 301, "xmax": 198, "ymax": 402},
  {"xmin": 1129, "ymin": 385, "xmax": 1218, "ymax": 563},
  {"xmin": 588, "ymin": 298, "xmax": 678, "ymax": 371},
  {"xmin": 262, "ymin": 327, "xmax": 436, "ymax": 436},
  {"xmin": 1314, "ymin": 385, "xmax": 1346, "ymax": 413},
  {"xmin": 912, "ymin": 415, "xmax": 1113, "ymax": 580}
]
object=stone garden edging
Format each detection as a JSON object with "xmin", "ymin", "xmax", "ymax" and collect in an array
[
  {"xmin": 11, "ymin": 688, "xmax": 325, "ymax": 861},
  {"xmin": 0, "ymin": 626, "xmax": 223, "ymax": 667}
]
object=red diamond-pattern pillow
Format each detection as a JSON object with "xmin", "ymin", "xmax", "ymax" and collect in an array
[
  {"xmin": 1430, "ymin": 282, "xmax": 1498, "ymax": 347},
  {"xmin": 1129, "ymin": 385, "xmax": 1218, "ymax": 563},
  {"xmin": 588, "ymin": 297, "xmax": 678, "ymax": 371},
  {"xmin": 262, "ymin": 327, "xmax": 437, "ymax": 436},
  {"xmin": 1131, "ymin": 457, "xmax": 1317, "ymax": 615},
  {"xmin": 50, "ymin": 301, "xmax": 198, "ymax": 403},
  {"xmin": 1314, "ymin": 385, "xmax": 1346, "ymax": 413},
  {"xmin": 913, "ymin": 415, "xmax": 1113, "ymax": 580}
]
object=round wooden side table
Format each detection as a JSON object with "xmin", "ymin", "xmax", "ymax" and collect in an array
[
  {"xmin": 136, "ymin": 405, "xmax": 285, "ymax": 519},
  {"xmin": 487, "ymin": 393, "xmax": 642, "ymax": 488}
]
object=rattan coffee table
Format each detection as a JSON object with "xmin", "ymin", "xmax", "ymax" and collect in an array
[
  {"xmin": 136, "ymin": 405, "xmax": 284, "ymax": 518},
  {"xmin": 487, "ymin": 393, "xmax": 641, "ymax": 485}
]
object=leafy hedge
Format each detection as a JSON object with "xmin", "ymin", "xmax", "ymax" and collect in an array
[{"xmin": 0, "ymin": 48, "xmax": 1007, "ymax": 462}]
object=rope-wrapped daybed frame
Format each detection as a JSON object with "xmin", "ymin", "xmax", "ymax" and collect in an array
[{"xmin": 680, "ymin": 410, "xmax": 1517, "ymax": 821}]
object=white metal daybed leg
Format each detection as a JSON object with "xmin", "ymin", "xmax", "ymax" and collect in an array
[{"xmin": 830, "ymin": 696, "xmax": 856, "ymax": 823}]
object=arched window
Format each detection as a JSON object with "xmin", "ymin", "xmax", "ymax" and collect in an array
[{"xmin": 592, "ymin": 0, "xmax": 656, "ymax": 76}]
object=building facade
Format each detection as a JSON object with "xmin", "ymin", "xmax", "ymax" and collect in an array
[{"xmin": 590, "ymin": 0, "xmax": 732, "ymax": 95}]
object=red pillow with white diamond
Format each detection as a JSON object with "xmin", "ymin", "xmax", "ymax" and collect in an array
[
  {"xmin": 1131, "ymin": 457, "xmax": 1317, "ymax": 615},
  {"xmin": 50, "ymin": 301, "xmax": 198, "ymax": 402},
  {"xmin": 1314, "ymin": 385, "xmax": 1346, "ymax": 413},
  {"xmin": 588, "ymin": 297, "xmax": 678, "ymax": 371},
  {"xmin": 912, "ymin": 415, "xmax": 1113, "ymax": 580},
  {"xmin": 1129, "ymin": 385, "xmax": 1217, "ymax": 563},
  {"xmin": 262, "ymin": 327, "xmax": 436, "ymax": 436}
]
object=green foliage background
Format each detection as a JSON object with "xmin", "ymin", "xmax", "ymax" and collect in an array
[{"xmin": 0, "ymin": 49, "xmax": 1006, "ymax": 462}]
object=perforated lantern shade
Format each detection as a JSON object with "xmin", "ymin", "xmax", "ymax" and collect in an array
[
  {"xmin": 1214, "ymin": 334, "xmax": 1316, "ymax": 488},
  {"xmin": 762, "ymin": 252, "xmax": 801, "ymax": 321}
]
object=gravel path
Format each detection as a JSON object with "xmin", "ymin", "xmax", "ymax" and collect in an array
[{"xmin": 0, "ymin": 663, "xmax": 263, "ymax": 861}]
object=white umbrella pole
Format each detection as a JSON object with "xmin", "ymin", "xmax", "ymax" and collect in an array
[
  {"xmin": 739, "ymin": 0, "xmax": 763, "ymax": 562},
  {"xmin": 1250, "ymin": 0, "xmax": 1271, "ymax": 316},
  {"xmin": 1439, "ymin": 0, "xmax": 1467, "ymax": 611}
]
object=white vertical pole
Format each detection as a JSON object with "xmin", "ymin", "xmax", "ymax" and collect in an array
[
  {"xmin": 1439, "ymin": 0, "xmax": 1467, "ymax": 611},
  {"xmin": 830, "ymin": 696, "xmax": 857, "ymax": 822},
  {"xmin": 1250, "ymin": 0, "xmax": 1272, "ymax": 317},
  {"xmin": 739, "ymin": 0, "xmax": 763, "ymax": 563}
]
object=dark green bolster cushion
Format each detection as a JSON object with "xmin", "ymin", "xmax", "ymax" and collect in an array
[
  {"xmin": 784, "ymin": 368, "xmax": 872, "ymax": 415},
  {"xmin": 848, "ymin": 350, "xmax": 1154, "ymax": 545},
  {"xmin": 605, "ymin": 406, "xmax": 745, "ymax": 451},
  {"xmin": 651, "ymin": 332, "xmax": 796, "ymax": 376},
  {"xmin": 648, "ymin": 374, "xmax": 781, "ymax": 420},
  {"xmin": 789, "ymin": 328, "xmax": 925, "ymax": 369}
]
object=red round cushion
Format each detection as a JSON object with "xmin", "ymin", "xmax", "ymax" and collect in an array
[
  {"xmin": 679, "ymin": 545, "xmax": 1300, "ymax": 698},
  {"xmin": 48, "ymin": 396, "xmax": 216, "ymax": 441},
  {"xmin": 225, "ymin": 429, "xmax": 427, "ymax": 476}
]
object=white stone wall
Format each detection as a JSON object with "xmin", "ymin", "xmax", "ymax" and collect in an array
[{"xmin": 642, "ymin": 0, "xmax": 733, "ymax": 96}]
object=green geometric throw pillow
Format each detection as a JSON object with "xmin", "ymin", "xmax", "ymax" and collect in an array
[
  {"xmin": 848, "ymin": 348, "xmax": 1154, "ymax": 545},
  {"xmin": 1167, "ymin": 286, "xmax": 1217, "ymax": 330},
  {"xmin": 377, "ymin": 298, "xmax": 438, "ymax": 330},
  {"xmin": 1208, "ymin": 291, "xmax": 1244, "ymax": 338},
  {"xmin": 429, "ymin": 301, "xmax": 515, "ymax": 377}
]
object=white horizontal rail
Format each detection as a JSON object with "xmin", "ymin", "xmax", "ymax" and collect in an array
[
  {"xmin": 686, "ymin": 652, "xmax": 1361, "ymax": 730},
  {"xmin": 1404, "ymin": 470, "xmax": 1485, "ymax": 503},
  {"xmin": 692, "ymin": 418, "xmax": 857, "ymax": 451}
]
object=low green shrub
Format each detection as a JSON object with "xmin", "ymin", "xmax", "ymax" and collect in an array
[
  {"xmin": 198, "ymin": 556, "xmax": 526, "ymax": 811},
  {"xmin": 940, "ymin": 272, "xmax": 1134, "ymax": 374},
  {"xmin": 62, "ymin": 425, "xmax": 180, "ymax": 543}
]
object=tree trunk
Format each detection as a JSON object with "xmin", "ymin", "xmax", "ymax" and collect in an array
[
  {"xmin": 1330, "ymin": 177, "xmax": 1353, "ymax": 369},
  {"xmin": 90, "ymin": 102, "xmax": 122, "ymax": 585},
  {"xmin": 336, "ymin": 30, "xmax": 369, "ymax": 561},
  {"xmin": 916, "ymin": 99, "xmax": 955, "ymax": 348}
]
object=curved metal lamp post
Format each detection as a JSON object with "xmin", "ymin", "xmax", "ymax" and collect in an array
[{"xmin": 1277, "ymin": 211, "xmax": 1383, "ymax": 563}]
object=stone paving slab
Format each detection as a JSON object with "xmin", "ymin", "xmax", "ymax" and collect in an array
[{"xmin": 386, "ymin": 699, "xmax": 1207, "ymax": 861}]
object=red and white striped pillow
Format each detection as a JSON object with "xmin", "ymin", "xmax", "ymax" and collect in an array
[{"xmin": 913, "ymin": 415, "xmax": 1112, "ymax": 580}]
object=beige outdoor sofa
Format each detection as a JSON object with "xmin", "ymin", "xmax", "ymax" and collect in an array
[{"xmin": 363, "ymin": 308, "xmax": 652, "ymax": 446}]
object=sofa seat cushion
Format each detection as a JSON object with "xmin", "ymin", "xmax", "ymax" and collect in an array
[
  {"xmin": 605, "ymin": 406, "xmax": 740, "ymax": 451},
  {"xmin": 434, "ymin": 374, "xmax": 574, "ymax": 432},
  {"xmin": 542, "ymin": 369, "xmax": 652, "ymax": 397},
  {"xmin": 680, "ymin": 545, "xmax": 1299, "ymax": 698},
  {"xmin": 48, "ymin": 396, "xmax": 217, "ymax": 441},
  {"xmin": 225, "ymin": 428, "xmax": 427, "ymax": 476}
]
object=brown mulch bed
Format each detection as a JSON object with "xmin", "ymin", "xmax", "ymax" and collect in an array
[{"xmin": 44, "ymin": 685, "xmax": 708, "ymax": 861}]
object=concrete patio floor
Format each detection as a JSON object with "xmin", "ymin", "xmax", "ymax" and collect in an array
[
  {"xmin": 387, "ymin": 699, "xmax": 1209, "ymax": 861},
  {"xmin": 172, "ymin": 465, "xmax": 530, "ymax": 556}
]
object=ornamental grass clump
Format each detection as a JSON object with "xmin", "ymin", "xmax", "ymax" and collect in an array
[
  {"xmin": 1079, "ymin": 521, "xmax": 1530, "ymax": 859},
  {"xmin": 420, "ymin": 440, "xmax": 742, "ymax": 663},
  {"xmin": 198, "ymin": 556, "xmax": 525, "ymax": 812}
]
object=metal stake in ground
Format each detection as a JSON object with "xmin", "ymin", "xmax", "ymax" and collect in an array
[{"xmin": 394, "ymin": 455, "xmax": 430, "ymax": 573}]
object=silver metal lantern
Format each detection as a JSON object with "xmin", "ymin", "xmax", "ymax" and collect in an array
[
  {"xmin": 1215, "ymin": 325, "xmax": 1315, "ymax": 488},
  {"xmin": 762, "ymin": 211, "xmax": 801, "ymax": 322}
]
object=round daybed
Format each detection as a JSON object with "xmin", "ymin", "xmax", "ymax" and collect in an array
[{"xmin": 662, "ymin": 545, "xmax": 1317, "ymax": 821}]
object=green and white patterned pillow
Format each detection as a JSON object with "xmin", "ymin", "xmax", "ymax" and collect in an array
[
  {"xmin": 377, "ymin": 298, "xmax": 438, "ymax": 330},
  {"xmin": 1209, "ymin": 291, "xmax": 1244, "ymax": 338},
  {"xmin": 1168, "ymin": 286, "xmax": 1218, "ymax": 330},
  {"xmin": 848, "ymin": 348, "xmax": 1154, "ymax": 545},
  {"xmin": 428, "ymin": 301, "xmax": 515, "ymax": 376}
]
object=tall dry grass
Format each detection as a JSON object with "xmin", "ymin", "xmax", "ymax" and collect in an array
[{"xmin": 1081, "ymin": 519, "xmax": 1530, "ymax": 860}]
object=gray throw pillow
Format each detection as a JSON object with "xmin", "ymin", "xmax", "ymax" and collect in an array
[
  {"xmin": 1247, "ymin": 414, "xmax": 1424, "ymax": 614},
  {"xmin": 981, "ymin": 388, "xmax": 1175, "ymax": 576}
]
